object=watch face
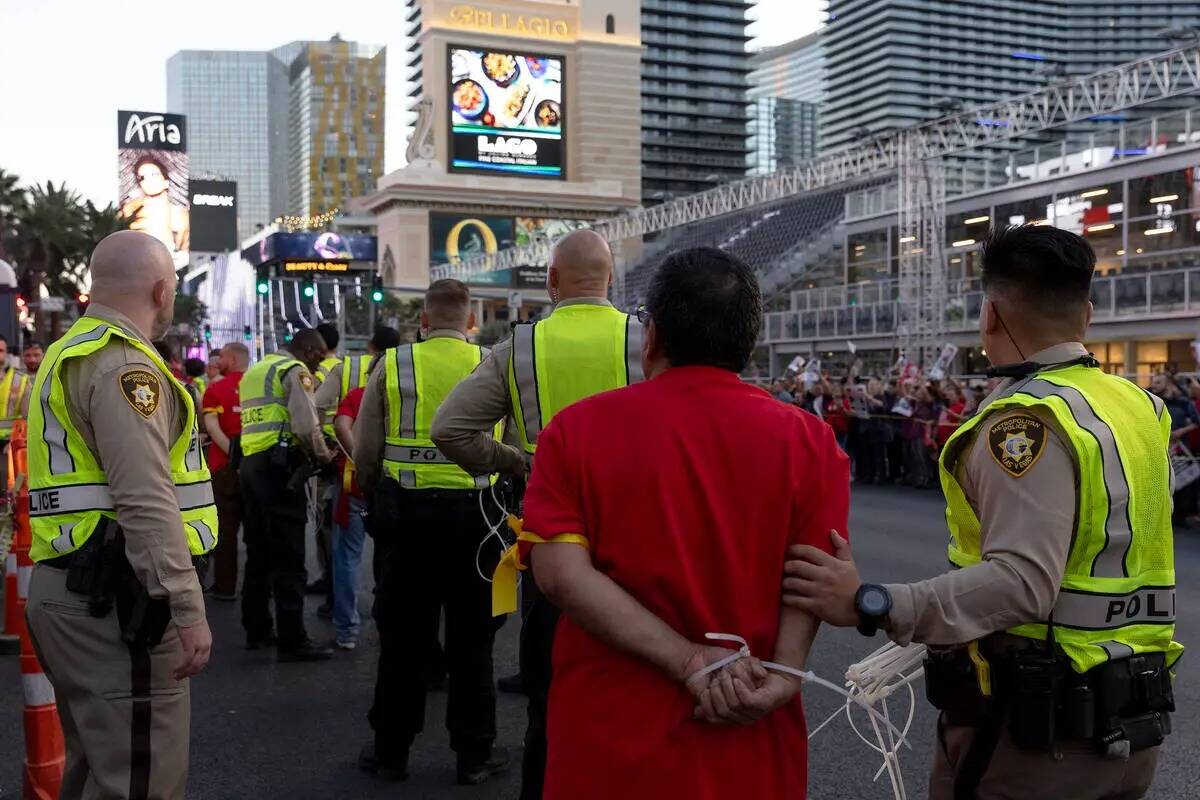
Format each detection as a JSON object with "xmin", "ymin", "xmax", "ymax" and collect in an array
[{"xmin": 859, "ymin": 586, "xmax": 889, "ymax": 617}]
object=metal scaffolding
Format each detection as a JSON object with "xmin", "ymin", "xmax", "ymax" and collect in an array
[{"xmin": 430, "ymin": 43, "xmax": 1200, "ymax": 284}]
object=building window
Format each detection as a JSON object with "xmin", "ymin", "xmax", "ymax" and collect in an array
[{"xmin": 606, "ymin": 14, "xmax": 615, "ymax": 35}]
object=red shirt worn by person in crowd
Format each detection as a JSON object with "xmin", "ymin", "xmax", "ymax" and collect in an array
[
  {"xmin": 200, "ymin": 370, "xmax": 244, "ymax": 472},
  {"xmin": 522, "ymin": 366, "xmax": 851, "ymax": 799},
  {"xmin": 333, "ymin": 386, "xmax": 366, "ymax": 526}
]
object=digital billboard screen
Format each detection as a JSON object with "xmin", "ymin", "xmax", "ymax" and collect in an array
[
  {"xmin": 245, "ymin": 232, "xmax": 378, "ymax": 267},
  {"xmin": 188, "ymin": 180, "xmax": 238, "ymax": 253},
  {"xmin": 430, "ymin": 213, "xmax": 516, "ymax": 266},
  {"xmin": 117, "ymin": 110, "xmax": 189, "ymax": 259},
  {"xmin": 449, "ymin": 47, "xmax": 564, "ymax": 179}
]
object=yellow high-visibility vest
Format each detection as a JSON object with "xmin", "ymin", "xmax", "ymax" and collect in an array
[
  {"xmin": 27, "ymin": 316, "xmax": 217, "ymax": 561},
  {"xmin": 383, "ymin": 338, "xmax": 499, "ymax": 490},
  {"xmin": 0, "ymin": 367, "xmax": 30, "ymax": 438},
  {"xmin": 941, "ymin": 364, "xmax": 1183, "ymax": 673},
  {"xmin": 507, "ymin": 303, "xmax": 644, "ymax": 454},
  {"xmin": 239, "ymin": 353, "xmax": 306, "ymax": 457}
]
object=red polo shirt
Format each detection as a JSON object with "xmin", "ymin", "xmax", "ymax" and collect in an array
[
  {"xmin": 522, "ymin": 366, "xmax": 850, "ymax": 800},
  {"xmin": 201, "ymin": 372, "xmax": 243, "ymax": 472}
]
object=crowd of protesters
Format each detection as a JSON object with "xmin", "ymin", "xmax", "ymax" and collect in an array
[{"xmin": 769, "ymin": 362, "xmax": 1200, "ymax": 529}]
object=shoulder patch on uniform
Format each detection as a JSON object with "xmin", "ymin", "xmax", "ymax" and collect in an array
[
  {"xmin": 987, "ymin": 413, "xmax": 1046, "ymax": 478},
  {"xmin": 298, "ymin": 371, "xmax": 315, "ymax": 392},
  {"xmin": 119, "ymin": 368, "xmax": 162, "ymax": 418}
]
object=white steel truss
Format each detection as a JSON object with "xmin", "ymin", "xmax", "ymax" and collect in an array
[
  {"xmin": 897, "ymin": 153, "xmax": 948, "ymax": 366},
  {"xmin": 431, "ymin": 43, "xmax": 1200, "ymax": 281}
]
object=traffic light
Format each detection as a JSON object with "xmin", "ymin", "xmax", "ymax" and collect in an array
[
  {"xmin": 256, "ymin": 278, "xmax": 269, "ymax": 295},
  {"xmin": 371, "ymin": 274, "xmax": 384, "ymax": 304},
  {"xmin": 243, "ymin": 325, "xmax": 252, "ymax": 342},
  {"xmin": 203, "ymin": 324, "xmax": 212, "ymax": 343},
  {"xmin": 303, "ymin": 281, "xmax": 316, "ymax": 299}
]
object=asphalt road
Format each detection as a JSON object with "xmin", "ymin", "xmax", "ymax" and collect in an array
[{"xmin": 0, "ymin": 484, "xmax": 1196, "ymax": 799}]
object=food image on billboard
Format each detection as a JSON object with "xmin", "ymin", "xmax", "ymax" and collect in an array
[
  {"xmin": 449, "ymin": 47, "xmax": 564, "ymax": 179},
  {"xmin": 117, "ymin": 110, "xmax": 189, "ymax": 259},
  {"xmin": 430, "ymin": 212, "xmax": 516, "ymax": 267}
]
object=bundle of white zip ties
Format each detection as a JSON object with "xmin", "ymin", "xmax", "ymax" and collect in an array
[
  {"xmin": 475, "ymin": 484, "xmax": 513, "ymax": 583},
  {"xmin": 690, "ymin": 634, "xmax": 927, "ymax": 800}
]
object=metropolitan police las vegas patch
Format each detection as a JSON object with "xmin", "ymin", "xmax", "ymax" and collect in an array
[
  {"xmin": 987, "ymin": 414, "xmax": 1045, "ymax": 477},
  {"xmin": 119, "ymin": 369, "xmax": 162, "ymax": 418}
]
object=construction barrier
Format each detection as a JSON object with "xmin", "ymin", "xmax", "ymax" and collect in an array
[{"xmin": 9, "ymin": 422, "xmax": 65, "ymax": 800}]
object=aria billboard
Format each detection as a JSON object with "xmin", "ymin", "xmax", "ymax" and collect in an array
[
  {"xmin": 117, "ymin": 110, "xmax": 189, "ymax": 258},
  {"xmin": 448, "ymin": 47, "xmax": 564, "ymax": 179}
]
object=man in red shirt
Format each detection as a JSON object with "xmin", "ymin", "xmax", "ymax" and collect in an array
[
  {"xmin": 330, "ymin": 369, "xmax": 373, "ymax": 649},
  {"xmin": 524, "ymin": 247, "xmax": 850, "ymax": 798},
  {"xmin": 201, "ymin": 342, "xmax": 250, "ymax": 600}
]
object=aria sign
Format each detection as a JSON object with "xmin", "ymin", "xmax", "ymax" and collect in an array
[{"xmin": 117, "ymin": 110, "xmax": 187, "ymax": 152}]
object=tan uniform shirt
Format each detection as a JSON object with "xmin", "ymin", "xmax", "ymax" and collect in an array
[
  {"xmin": 430, "ymin": 297, "xmax": 615, "ymax": 477},
  {"xmin": 885, "ymin": 342, "xmax": 1090, "ymax": 647},
  {"xmin": 353, "ymin": 330, "xmax": 464, "ymax": 491},
  {"xmin": 60, "ymin": 304, "xmax": 205, "ymax": 627},
  {"xmin": 273, "ymin": 353, "xmax": 332, "ymax": 464},
  {"xmin": 313, "ymin": 360, "xmax": 345, "ymax": 420}
]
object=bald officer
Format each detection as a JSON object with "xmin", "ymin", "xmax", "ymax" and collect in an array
[
  {"xmin": 783, "ymin": 225, "xmax": 1181, "ymax": 800},
  {"xmin": 26, "ymin": 231, "xmax": 216, "ymax": 799},
  {"xmin": 431, "ymin": 229, "xmax": 645, "ymax": 800},
  {"xmin": 238, "ymin": 329, "xmax": 335, "ymax": 661}
]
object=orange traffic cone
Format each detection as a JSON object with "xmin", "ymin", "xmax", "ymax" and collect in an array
[{"xmin": 9, "ymin": 422, "xmax": 65, "ymax": 799}]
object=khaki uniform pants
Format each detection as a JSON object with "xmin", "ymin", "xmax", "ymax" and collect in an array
[
  {"xmin": 931, "ymin": 713, "xmax": 1158, "ymax": 800},
  {"xmin": 26, "ymin": 564, "xmax": 190, "ymax": 800}
]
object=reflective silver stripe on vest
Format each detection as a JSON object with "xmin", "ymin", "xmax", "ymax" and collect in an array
[
  {"xmin": 394, "ymin": 346, "xmax": 418, "ymax": 439},
  {"xmin": 51, "ymin": 523, "xmax": 77, "ymax": 554},
  {"xmin": 242, "ymin": 421, "xmax": 288, "ymax": 435},
  {"xmin": 240, "ymin": 396, "xmax": 281, "ymax": 409},
  {"xmin": 1096, "ymin": 640, "xmax": 1135, "ymax": 661},
  {"xmin": 42, "ymin": 324, "xmax": 113, "ymax": 475},
  {"xmin": 176, "ymin": 481, "xmax": 215, "ymax": 510},
  {"xmin": 1014, "ymin": 379, "xmax": 1133, "ymax": 579},
  {"xmin": 399, "ymin": 470, "xmax": 416, "ymax": 489},
  {"xmin": 626, "ymin": 317, "xmax": 646, "ymax": 384},
  {"xmin": 184, "ymin": 420, "xmax": 203, "ymax": 471},
  {"xmin": 473, "ymin": 475, "xmax": 491, "ymax": 490},
  {"xmin": 1143, "ymin": 388, "xmax": 1165, "ymax": 421},
  {"xmin": 1053, "ymin": 586, "xmax": 1175, "ymax": 630},
  {"xmin": 190, "ymin": 519, "xmax": 216, "ymax": 551},
  {"xmin": 31, "ymin": 481, "xmax": 214, "ymax": 517},
  {"xmin": 512, "ymin": 324, "xmax": 541, "ymax": 444},
  {"xmin": 385, "ymin": 444, "xmax": 453, "ymax": 464},
  {"xmin": 346, "ymin": 356, "xmax": 362, "ymax": 394}
]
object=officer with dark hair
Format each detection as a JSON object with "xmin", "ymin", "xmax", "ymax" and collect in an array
[
  {"xmin": 783, "ymin": 224, "xmax": 1181, "ymax": 799},
  {"xmin": 238, "ymin": 328, "xmax": 335, "ymax": 661}
]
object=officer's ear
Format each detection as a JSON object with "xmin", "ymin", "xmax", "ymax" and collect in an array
[
  {"xmin": 1084, "ymin": 300, "xmax": 1094, "ymax": 329},
  {"xmin": 420, "ymin": 309, "xmax": 430, "ymax": 330},
  {"xmin": 466, "ymin": 309, "xmax": 476, "ymax": 330}
]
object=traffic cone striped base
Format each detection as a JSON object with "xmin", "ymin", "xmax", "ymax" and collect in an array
[
  {"xmin": 21, "ymin": 668, "xmax": 64, "ymax": 800},
  {"xmin": 1, "ymin": 551, "xmax": 20, "ymax": 654}
]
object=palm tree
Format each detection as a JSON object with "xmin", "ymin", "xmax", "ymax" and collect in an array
[
  {"xmin": 0, "ymin": 169, "xmax": 26, "ymax": 263},
  {"xmin": 18, "ymin": 181, "xmax": 86, "ymax": 337}
]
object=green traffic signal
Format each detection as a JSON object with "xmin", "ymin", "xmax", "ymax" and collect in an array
[{"xmin": 371, "ymin": 288, "xmax": 384, "ymax": 303}]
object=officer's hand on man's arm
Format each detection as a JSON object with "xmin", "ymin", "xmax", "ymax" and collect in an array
[
  {"xmin": 781, "ymin": 531, "xmax": 861, "ymax": 627},
  {"xmin": 174, "ymin": 618, "xmax": 212, "ymax": 680}
]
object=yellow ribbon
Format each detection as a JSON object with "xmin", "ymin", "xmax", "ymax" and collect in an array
[{"xmin": 491, "ymin": 515, "xmax": 588, "ymax": 617}]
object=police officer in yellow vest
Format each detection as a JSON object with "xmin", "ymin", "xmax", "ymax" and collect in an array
[
  {"xmin": 308, "ymin": 322, "xmax": 341, "ymax": 601},
  {"xmin": 352, "ymin": 279, "xmax": 507, "ymax": 784},
  {"xmin": 431, "ymin": 229, "xmax": 645, "ymax": 800},
  {"xmin": 25, "ymin": 231, "xmax": 216, "ymax": 799},
  {"xmin": 238, "ymin": 328, "xmax": 335, "ymax": 661},
  {"xmin": 782, "ymin": 224, "xmax": 1181, "ymax": 800},
  {"xmin": 0, "ymin": 333, "xmax": 32, "ymax": 491}
]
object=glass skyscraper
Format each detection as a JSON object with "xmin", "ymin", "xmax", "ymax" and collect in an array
[
  {"xmin": 641, "ymin": 0, "xmax": 754, "ymax": 202},
  {"xmin": 748, "ymin": 32, "xmax": 825, "ymax": 175},
  {"xmin": 166, "ymin": 50, "xmax": 289, "ymax": 243},
  {"xmin": 282, "ymin": 38, "xmax": 386, "ymax": 219},
  {"xmin": 821, "ymin": 0, "xmax": 1200, "ymax": 153}
]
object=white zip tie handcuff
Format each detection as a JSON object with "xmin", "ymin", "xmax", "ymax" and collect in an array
[{"xmin": 689, "ymin": 633, "xmax": 927, "ymax": 800}]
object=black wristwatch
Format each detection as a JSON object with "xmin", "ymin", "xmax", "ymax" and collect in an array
[{"xmin": 854, "ymin": 583, "xmax": 893, "ymax": 637}]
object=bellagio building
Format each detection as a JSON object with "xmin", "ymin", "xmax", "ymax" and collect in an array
[{"xmin": 360, "ymin": 0, "xmax": 642, "ymax": 316}]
